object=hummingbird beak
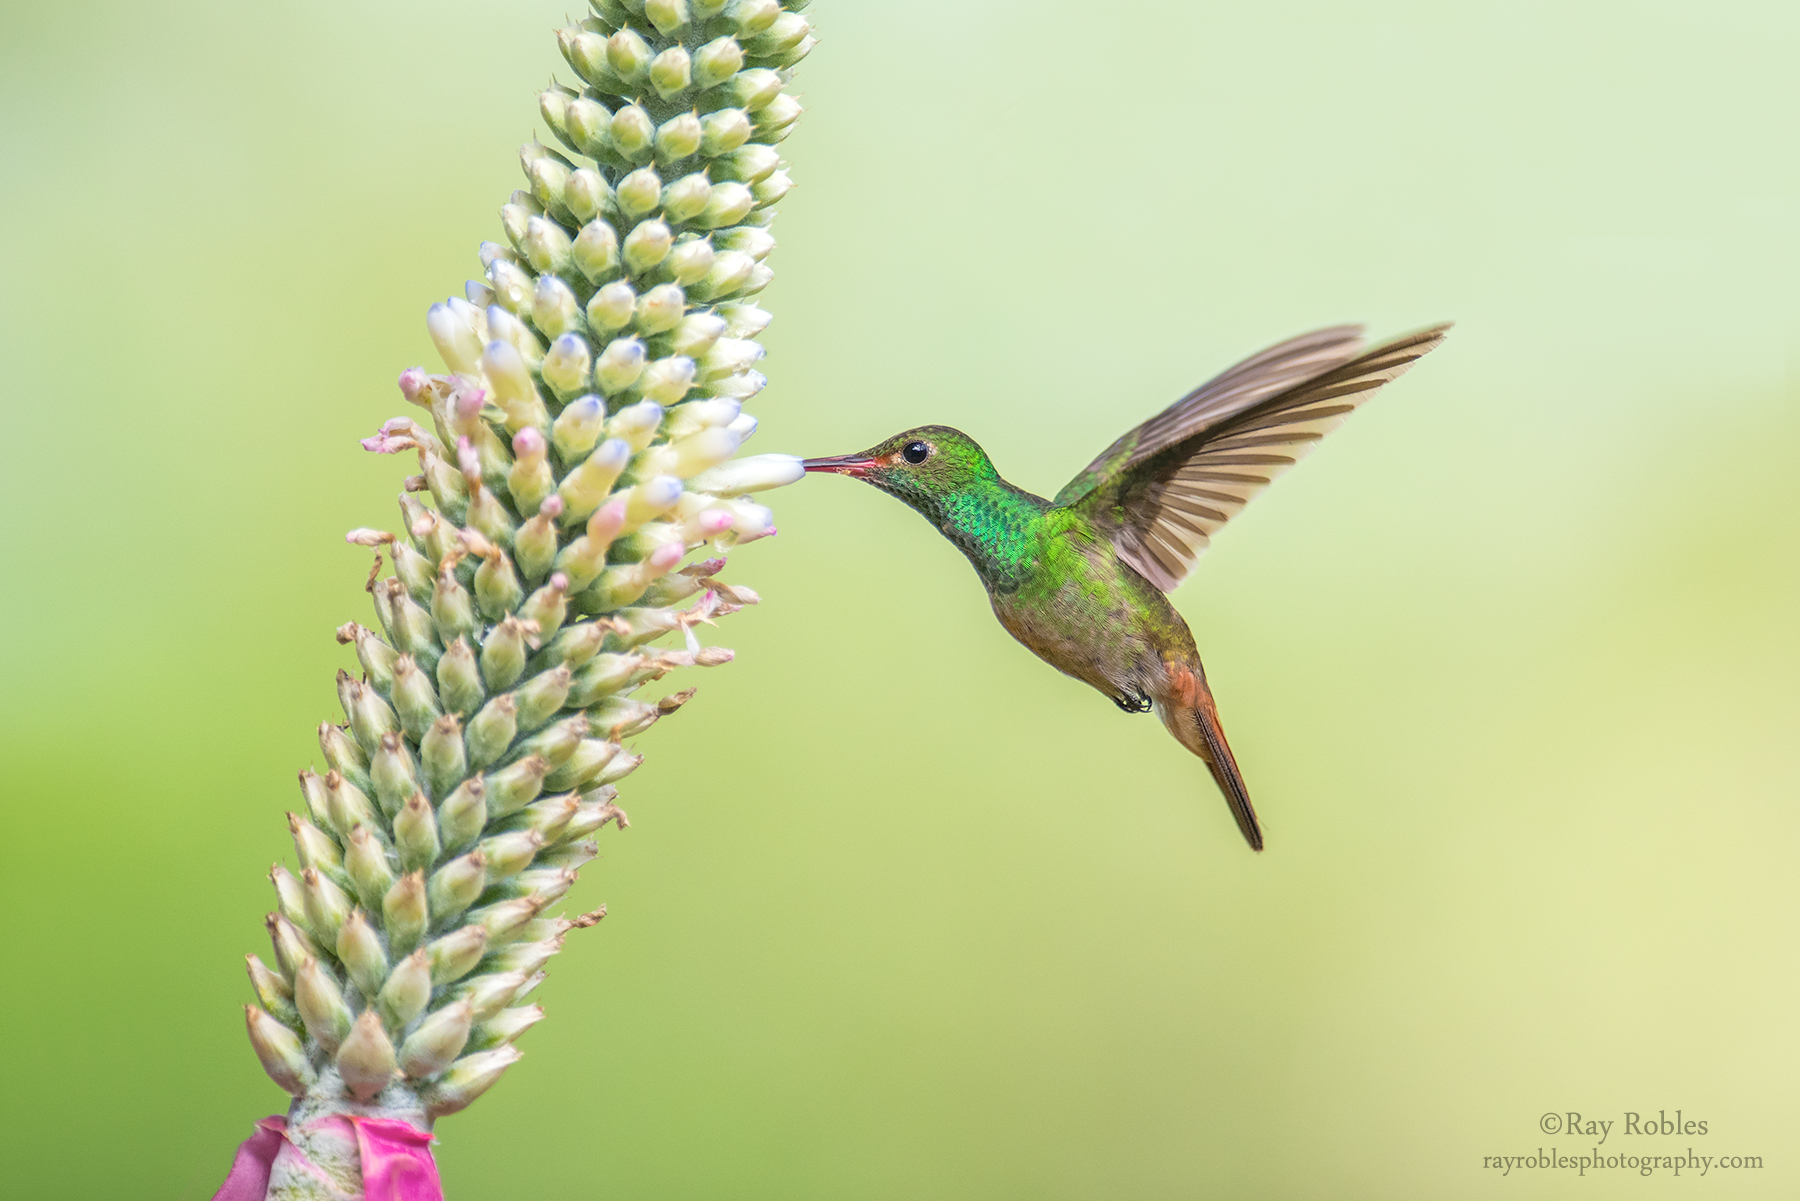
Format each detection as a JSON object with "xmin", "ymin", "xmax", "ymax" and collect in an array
[{"xmin": 800, "ymin": 453, "xmax": 877, "ymax": 478}]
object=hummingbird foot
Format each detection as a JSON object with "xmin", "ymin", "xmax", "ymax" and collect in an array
[{"xmin": 1112, "ymin": 689, "xmax": 1153, "ymax": 714}]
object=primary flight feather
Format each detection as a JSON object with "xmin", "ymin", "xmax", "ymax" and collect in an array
[{"xmin": 803, "ymin": 324, "xmax": 1450, "ymax": 849}]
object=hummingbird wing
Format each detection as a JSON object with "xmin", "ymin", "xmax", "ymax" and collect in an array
[
  {"xmin": 1053, "ymin": 325, "xmax": 1367, "ymax": 509},
  {"xmin": 1070, "ymin": 324, "xmax": 1451, "ymax": 592}
]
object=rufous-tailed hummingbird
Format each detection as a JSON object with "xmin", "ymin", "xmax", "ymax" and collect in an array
[{"xmin": 802, "ymin": 324, "xmax": 1449, "ymax": 850}]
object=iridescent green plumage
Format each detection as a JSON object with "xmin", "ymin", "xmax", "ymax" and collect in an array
[{"xmin": 804, "ymin": 324, "xmax": 1451, "ymax": 850}]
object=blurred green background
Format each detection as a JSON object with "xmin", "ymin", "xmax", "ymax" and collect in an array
[{"xmin": 2, "ymin": 1, "xmax": 1796, "ymax": 1197}]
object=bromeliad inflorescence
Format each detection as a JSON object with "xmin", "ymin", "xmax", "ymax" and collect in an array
[{"xmin": 234, "ymin": 3, "xmax": 813, "ymax": 1196}]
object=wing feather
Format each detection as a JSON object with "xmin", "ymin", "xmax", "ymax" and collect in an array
[
  {"xmin": 1082, "ymin": 324, "xmax": 1450, "ymax": 592},
  {"xmin": 1052, "ymin": 324, "xmax": 1367, "ymax": 507}
]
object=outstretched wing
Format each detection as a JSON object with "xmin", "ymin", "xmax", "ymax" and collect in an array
[
  {"xmin": 1053, "ymin": 325, "xmax": 1367, "ymax": 508},
  {"xmin": 1074, "ymin": 324, "xmax": 1451, "ymax": 592}
]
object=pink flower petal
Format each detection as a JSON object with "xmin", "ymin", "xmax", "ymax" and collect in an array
[
  {"xmin": 211, "ymin": 1116, "xmax": 286, "ymax": 1201},
  {"xmin": 352, "ymin": 1116, "xmax": 444, "ymax": 1201}
]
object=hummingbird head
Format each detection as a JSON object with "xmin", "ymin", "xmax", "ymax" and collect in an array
[{"xmin": 801, "ymin": 425, "xmax": 999, "ymax": 518}]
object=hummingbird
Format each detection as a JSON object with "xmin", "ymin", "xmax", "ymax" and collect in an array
[{"xmin": 801, "ymin": 323, "xmax": 1450, "ymax": 850}]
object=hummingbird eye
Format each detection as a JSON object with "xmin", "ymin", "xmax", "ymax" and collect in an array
[{"xmin": 901, "ymin": 441, "xmax": 930, "ymax": 464}]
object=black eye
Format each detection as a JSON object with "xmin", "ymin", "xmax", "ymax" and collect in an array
[{"xmin": 902, "ymin": 441, "xmax": 930, "ymax": 464}]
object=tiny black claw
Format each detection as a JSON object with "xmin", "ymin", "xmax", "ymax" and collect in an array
[{"xmin": 1113, "ymin": 690, "xmax": 1152, "ymax": 714}]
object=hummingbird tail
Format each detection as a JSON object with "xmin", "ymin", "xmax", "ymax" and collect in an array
[{"xmin": 1158, "ymin": 667, "xmax": 1264, "ymax": 851}]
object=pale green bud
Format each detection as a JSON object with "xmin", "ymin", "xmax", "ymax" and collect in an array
[
  {"xmin": 421, "ymin": 715, "xmax": 467, "ymax": 800},
  {"xmin": 763, "ymin": 34, "xmax": 816, "ymax": 70},
  {"xmin": 563, "ymin": 168, "xmax": 608, "ymax": 224},
  {"xmin": 542, "ymin": 738, "xmax": 624, "ymax": 789},
  {"xmin": 586, "ymin": 280, "xmax": 637, "ymax": 331},
  {"xmin": 452, "ymin": 970, "xmax": 535, "ymax": 1023},
  {"xmin": 315, "ymin": 727, "xmax": 367, "ymax": 803},
  {"xmin": 396, "ymin": 792, "xmax": 441, "ymax": 873},
  {"xmin": 513, "ymin": 867, "xmax": 577, "ymax": 906},
  {"xmin": 645, "ymin": 0, "xmax": 690, "ymax": 35},
  {"xmin": 378, "ymin": 949, "xmax": 433, "ymax": 1031},
  {"xmin": 488, "ymin": 753, "xmax": 552, "ymax": 817},
  {"xmin": 566, "ymin": 97, "xmax": 613, "ymax": 160},
  {"xmin": 687, "ymin": 452, "xmax": 804, "ymax": 496},
  {"xmin": 246, "ymin": 1005, "xmax": 314, "ymax": 1098},
  {"xmin": 383, "ymin": 871, "xmax": 429, "ymax": 958},
  {"xmin": 638, "ymin": 355, "xmax": 697, "ymax": 403},
  {"xmin": 608, "ymin": 399, "xmax": 667, "ymax": 450},
  {"xmin": 752, "ymin": 92, "xmax": 802, "ymax": 140},
  {"xmin": 667, "ymin": 311, "xmax": 726, "ymax": 358},
  {"xmin": 436, "ymin": 637, "xmax": 484, "ymax": 718},
  {"xmin": 698, "ymin": 336, "xmax": 765, "ymax": 381},
  {"xmin": 558, "ymin": 27, "xmax": 612, "ymax": 89},
  {"xmin": 692, "ymin": 35, "xmax": 745, "ymax": 89},
  {"xmin": 520, "ymin": 574, "xmax": 572, "ymax": 642},
  {"xmin": 506, "ymin": 426, "xmax": 555, "ymax": 516},
  {"xmin": 697, "ymin": 182, "xmax": 754, "ymax": 229},
  {"xmin": 438, "ymin": 776, "xmax": 489, "ymax": 855},
  {"xmin": 718, "ymin": 301, "xmax": 773, "ymax": 337},
  {"xmin": 572, "ymin": 218, "xmax": 620, "ymax": 284},
  {"xmin": 427, "ymin": 302, "xmax": 484, "ymax": 375},
  {"xmin": 391, "ymin": 655, "xmax": 444, "ymax": 742},
  {"xmin": 474, "ymin": 547, "xmax": 525, "ymax": 619},
  {"xmin": 514, "ymin": 793, "xmax": 582, "ymax": 841},
  {"xmin": 527, "ymin": 153, "xmax": 573, "ymax": 218},
  {"xmin": 748, "ymin": 11, "xmax": 809, "ymax": 55},
  {"xmin": 521, "ymin": 214, "xmax": 574, "ymax": 278},
  {"xmin": 531, "ymin": 620, "xmax": 609, "ymax": 674},
  {"xmin": 616, "ymin": 166, "xmax": 664, "ymax": 217},
  {"xmin": 715, "ymin": 225, "xmax": 776, "ymax": 261},
  {"xmin": 532, "ymin": 275, "xmax": 582, "ymax": 340},
  {"xmin": 700, "ymin": 108, "xmax": 752, "ymax": 156},
  {"xmin": 468, "ymin": 692, "xmax": 520, "ymax": 770},
  {"xmin": 336, "ymin": 909, "xmax": 388, "ymax": 1000},
  {"xmin": 288, "ymin": 812, "xmax": 344, "ymax": 879},
  {"xmin": 539, "ymin": 85, "xmax": 577, "ymax": 153},
  {"xmin": 664, "ymin": 396, "xmax": 741, "ymax": 438},
  {"xmin": 741, "ymin": 261, "xmax": 774, "ymax": 295},
  {"xmin": 606, "ymin": 28, "xmax": 652, "ymax": 83},
  {"xmin": 590, "ymin": 696, "xmax": 663, "ymax": 739},
  {"xmin": 649, "ymin": 46, "xmax": 691, "ymax": 100},
  {"xmin": 656, "ymin": 111, "xmax": 704, "ymax": 162},
  {"xmin": 552, "ymin": 394, "xmax": 607, "ymax": 461},
  {"xmin": 610, "ymin": 104, "xmax": 655, "ymax": 162},
  {"xmin": 428, "ymin": 851, "xmax": 489, "ymax": 925},
  {"xmin": 553, "ymin": 501, "xmax": 627, "ymax": 593},
  {"xmin": 661, "ymin": 174, "xmax": 713, "ymax": 225},
  {"xmin": 595, "ymin": 337, "xmax": 649, "ymax": 395},
  {"xmin": 385, "ymin": 581, "xmax": 444, "ymax": 670},
  {"xmin": 480, "ymin": 829, "xmax": 547, "ymax": 880},
  {"xmin": 514, "ymin": 508, "xmax": 559, "ymax": 584},
  {"xmin": 559, "ymin": 438, "xmax": 633, "ymax": 526},
  {"xmin": 301, "ymin": 867, "xmax": 355, "ymax": 945},
  {"xmin": 424, "ymin": 1046, "xmax": 523, "ymax": 1118},
  {"xmin": 371, "ymin": 732, "xmax": 422, "ymax": 818},
  {"xmin": 482, "ymin": 614, "xmax": 533, "ymax": 691},
  {"xmin": 482, "ymin": 340, "xmax": 548, "ymax": 435},
  {"xmin": 271, "ymin": 863, "xmax": 308, "ymax": 932},
  {"xmin": 540, "ymin": 332, "xmax": 592, "ymax": 401},
  {"xmin": 327, "ymin": 773, "xmax": 383, "ymax": 853},
  {"xmin": 470, "ymin": 1005, "xmax": 545, "ymax": 1053},
  {"xmin": 715, "ymin": 66, "xmax": 782, "ymax": 111},
  {"xmin": 295, "ymin": 957, "xmax": 354, "ymax": 1052},
  {"xmin": 486, "ymin": 258, "xmax": 535, "ymax": 315},
  {"xmin": 727, "ymin": 0, "xmax": 780, "ymax": 33},
  {"xmin": 246, "ymin": 955, "xmax": 302, "ymax": 1033},
  {"xmin": 344, "ymin": 824, "xmax": 396, "ymax": 912},
  {"xmin": 401, "ymin": 998, "xmax": 475, "ymax": 1080},
  {"xmin": 428, "ymin": 925, "xmax": 490, "ymax": 987},
  {"xmin": 623, "ymin": 218, "xmax": 674, "ymax": 274},
  {"xmin": 635, "ymin": 284, "xmax": 687, "ymax": 334},
  {"xmin": 468, "ymin": 895, "xmax": 549, "ymax": 943},
  {"xmin": 266, "ymin": 912, "xmax": 321, "ymax": 981},
  {"xmin": 337, "ymin": 1010, "xmax": 400, "ymax": 1102},
  {"xmin": 392, "ymin": 539, "xmax": 437, "ymax": 603},
  {"xmin": 692, "ymin": 247, "xmax": 755, "ymax": 298},
  {"xmin": 515, "ymin": 664, "xmax": 575, "ymax": 732},
  {"xmin": 752, "ymin": 169, "xmax": 794, "ymax": 207},
  {"xmin": 714, "ymin": 144, "xmax": 780, "ymax": 183}
]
